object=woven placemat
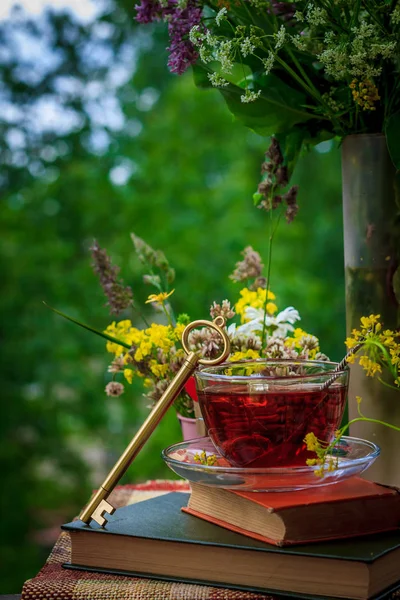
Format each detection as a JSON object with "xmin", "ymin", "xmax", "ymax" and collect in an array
[{"xmin": 21, "ymin": 480, "xmax": 277, "ymax": 600}]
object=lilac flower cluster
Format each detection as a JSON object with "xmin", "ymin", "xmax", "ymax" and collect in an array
[
  {"xmin": 135, "ymin": 0, "xmax": 162, "ymax": 24},
  {"xmin": 135, "ymin": 0, "xmax": 202, "ymax": 74}
]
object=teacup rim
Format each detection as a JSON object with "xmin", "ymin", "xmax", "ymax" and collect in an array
[{"xmin": 196, "ymin": 358, "xmax": 349, "ymax": 381}]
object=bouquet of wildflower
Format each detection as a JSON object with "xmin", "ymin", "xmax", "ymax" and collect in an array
[
  {"xmin": 90, "ymin": 235, "xmax": 327, "ymax": 418},
  {"xmin": 135, "ymin": 0, "xmax": 400, "ymax": 181}
]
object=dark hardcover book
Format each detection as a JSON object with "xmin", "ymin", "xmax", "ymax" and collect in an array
[{"xmin": 62, "ymin": 492, "xmax": 400, "ymax": 600}]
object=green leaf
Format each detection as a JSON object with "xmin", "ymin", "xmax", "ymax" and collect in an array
[
  {"xmin": 43, "ymin": 302, "xmax": 131, "ymax": 349},
  {"xmin": 275, "ymin": 128, "xmax": 307, "ymax": 180},
  {"xmin": 386, "ymin": 111, "xmax": 400, "ymax": 170},
  {"xmin": 276, "ymin": 128, "xmax": 336, "ymax": 179},
  {"xmin": 253, "ymin": 191, "xmax": 263, "ymax": 205},
  {"xmin": 193, "ymin": 64, "xmax": 312, "ymax": 137}
]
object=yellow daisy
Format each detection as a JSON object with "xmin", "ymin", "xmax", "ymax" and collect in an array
[{"xmin": 145, "ymin": 289, "xmax": 175, "ymax": 305}]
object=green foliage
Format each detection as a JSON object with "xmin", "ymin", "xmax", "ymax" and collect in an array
[
  {"xmin": 193, "ymin": 65, "xmax": 310, "ymax": 136},
  {"xmin": 138, "ymin": 0, "xmax": 400, "ymax": 174}
]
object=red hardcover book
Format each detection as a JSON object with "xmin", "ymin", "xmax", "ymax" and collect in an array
[{"xmin": 183, "ymin": 478, "xmax": 400, "ymax": 546}]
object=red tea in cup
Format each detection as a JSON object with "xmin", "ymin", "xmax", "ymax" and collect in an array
[{"xmin": 195, "ymin": 360, "xmax": 349, "ymax": 469}]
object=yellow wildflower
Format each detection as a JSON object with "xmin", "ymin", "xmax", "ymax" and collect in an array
[
  {"xmin": 229, "ymin": 349, "xmax": 261, "ymax": 362},
  {"xmin": 124, "ymin": 369, "xmax": 134, "ymax": 384},
  {"xmin": 326, "ymin": 458, "xmax": 337, "ymax": 472},
  {"xmin": 304, "ymin": 432, "xmax": 319, "ymax": 452},
  {"xmin": 390, "ymin": 347, "xmax": 400, "ymax": 366},
  {"xmin": 194, "ymin": 450, "xmax": 217, "ymax": 466},
  {"xmin": 149, "ymin": 361, "xmax": 170, "ymax": 378},
  {"xmin": 105, "ymin": 320, "xmax": 142, "ymax": 355},
  {"xmin": 174, "ymin": 323, "xmax": 186, "ymax": 343},
  {"xmin": 145, "ymin": 289, "xmax": 175, "ymax": 305},
  {"xmin": 266, "ymin": 302, "xmax": 277, "ymax": 314},
  {"xmin": 350, "ymin": 79, "xmax": 380, "ymax": 111},
  {"xmin": 235, "ymin": 287, "xmax": 276, "ymax": 323},
  {"xmin": 134, "ymin": 338, "xmax": 152, "ymax": 361},
  {"xmin": 285, "ymin": 328, "xmax": 314, "ymax": 350},
  {"xmin": 146, "ymin": 323, "xmax": 175, "ymax": 353},
  {"xmin": 123, "ymin": 353, "xmax": 132, "ymax": 365},
  {"xmin": 345, "ymin": 336, "xmax": 359, "ymax": 349},
  {"xmin": 360, "ymin": 314, "xmax": 381, "ymax": 330},
  {"xmin": 359, "ymin": 355, "xmax": 382, "ymax": 377}
]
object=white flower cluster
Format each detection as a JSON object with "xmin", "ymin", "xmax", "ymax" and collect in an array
[
  {"xmin": 262, "ymin": 51, "xmax": 275, "ymax": 75},
  {"xmin": 190, "ymin": 21, "xmax": 265, "ymax": 103},
  {"xmin": 215, "ymin": 7, "xmax": 227, "ymax": 27},
  {"xmin": 306, "ymin": 4, "xmax": 327, "ymax": 27},
  {"xmin": 322, "ymin": 88, "xmax": 345, "ymax": 113},
  {"xmin": 189, "ymin": 25, "xmax": 204, "ymax": 46},
  {"xmin": 318, "ymin": 20, "xmax": 397, "ymax": 81},
  {"xmin": 291, "ymin": 34, "xmax": 309, "ymax": 52},
  {"xmin": 216, "ymin": 40, "xmax": 234, "ymax": 73},
  {"xmin": 392, "ymin": 3, "xmax": 400, "ymax": 25},
  {"xmin": 227, "ymin": 306, "xmax": 301, "ymax": 339},
  {"xmin": 241, "ymin": 38, "xmax": 256, "ymax": 57},
  {"xmin": 208, "ymin": 72, "xmax": 229, "ymax": 87},
  {"xmin": 274, "ymin": 25, "xmax": 286, "ymax": 50},
  {"xmin": 241, "ymin": 89, "xmax": 262, "ymax": 103}
]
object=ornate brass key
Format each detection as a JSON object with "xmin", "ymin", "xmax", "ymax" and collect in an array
[{"xmin": 80, "ymin": 316, "xmax": 230, "ymax": 527}]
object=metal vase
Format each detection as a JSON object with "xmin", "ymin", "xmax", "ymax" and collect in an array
[{"xmin": 342, "ymin": 133, "xmax": 400, "ymax": 486}]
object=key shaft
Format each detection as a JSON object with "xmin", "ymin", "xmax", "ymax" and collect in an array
[{"xmin": 80, "ymin": 351, "xmax": 199, "ymax": 525}]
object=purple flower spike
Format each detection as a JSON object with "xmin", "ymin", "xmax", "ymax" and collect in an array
[
  {"xmin": 135, "ymin": 0, "xmax": 202, "ymax": 74},
  {"xmin": 167, "ymin": 2, "xmax": 202, "ymax": 74},
  {"xmin": 135, "ymin": 0, "xmax": 162, "ymax": 24}
]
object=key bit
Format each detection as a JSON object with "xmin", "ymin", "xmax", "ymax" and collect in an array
[{"xmin": 90, "ymin": 499, "xmax": 116, "ymax": 527}]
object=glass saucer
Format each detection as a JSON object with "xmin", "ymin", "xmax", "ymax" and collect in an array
[{"xmin": 162, "ymin": 436, "xmax": 380, "ymax": 492}]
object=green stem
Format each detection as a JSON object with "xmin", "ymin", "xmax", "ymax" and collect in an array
[
  {"xmin": 344, "ymin": 416, "xmax": 400, "ymax": 434},
  {"xmin": 261, "ymin": 207, "xmax": 282, "ymax": 352},
  {"xmin": 132, "ymin": 301, "xmax": 150, "ymax": 328},
  {"xmin": 377, "ymin": 378, "xmax": 400, "ymax": 392},
  {"xmin": 371, "ymin": 340, "xmax": 396, "ymax": 374},
  {"xmin": 161, "ymin": 302, "xmax": 174, "ymax": 327},
  {"xmin": 284, "ymin": 47, "xmax": 344, "ymax": 132},
  {"xmin": 274, "ymin": 54, "xmax": 321, "ymax": 103},
  {"xmin": 323, "ymin": 412, "xmax": 400, "ymax": 462},
  {"xmin": 285, "ymin": 48, "xmax": 321, "ymax": 99}
]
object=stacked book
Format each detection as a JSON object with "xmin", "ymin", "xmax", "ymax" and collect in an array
[{"xmin": 63, "ymin": 477, "xmax": 400, "ymax": 600}]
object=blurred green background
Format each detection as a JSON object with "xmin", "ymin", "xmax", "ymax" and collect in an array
[{"xmin": 0, "ymin": 0, "xmax": 344, "ymax": 592}]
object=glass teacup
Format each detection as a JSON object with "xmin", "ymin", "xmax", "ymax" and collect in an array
[{"xmin": 195, "ymin": 359, "xmax": 349, "ymax": 469}]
